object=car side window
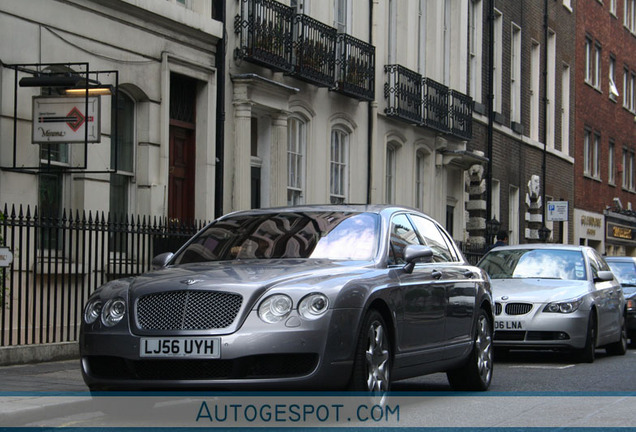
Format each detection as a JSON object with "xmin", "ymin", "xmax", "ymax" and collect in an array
[
  {"xmin": 586, "ymin": 250, "xmax": 601, "ymax": 280},
  {"xmin": 409, "ymin": 215, "xmax": 454, "ymax": 263},
  {"xmin": 388, "ymin": 214, "xmax": 422, "ymax": 266}
]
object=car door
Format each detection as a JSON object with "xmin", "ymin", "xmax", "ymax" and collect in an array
[
  {"xmin": 388, "ymin": 214, "xmax": 446, "ymax": 364},
  {"xmin": 587, "ymin": 249, "xmax": 621, "ymax": 343},
  {"xmin": 409, "ymin": 215, "xmax": 477, "ymax": 352}
]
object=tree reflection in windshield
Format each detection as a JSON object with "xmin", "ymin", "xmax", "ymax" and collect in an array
[{"xmin": 173, "ymin": 212, "xmax": 379, "ymax": 264}]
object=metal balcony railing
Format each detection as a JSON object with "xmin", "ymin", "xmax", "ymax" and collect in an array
[
  {"xmin": 334, "ymin": 34, "xmax": 375, "ymax": 101},
  {"xmin": 234, "ymin": 0, "xmax": 294, "ymax": 73},
  {"xmin": 384, "ymin": 64, "xmax": 423, "ymax": 125},
  {"xmin": 292, "ymin": 14, "xmax": 337, "ymax": 88},
  {"xmin": 384, "ymin": 65, "xmax": 473, "ymax": 140}
]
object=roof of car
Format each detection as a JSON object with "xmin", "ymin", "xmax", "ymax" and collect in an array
[
  {"xmin": 604, "ymin": 256, "xmax": 636, "ymax": 262},
  {"xmin": 221, "ymin": 204, "xmax": 424, "ymax": 217}
]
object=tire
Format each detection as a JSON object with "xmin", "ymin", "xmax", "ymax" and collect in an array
[
  {"xmin": 605, "ymin": 312, "xmax": 627, "ymax": 356},
  {"xmin": 447, "ymin": 309, "xmax": 493, "ymax": 391},
  {"xmin": 628, "ymin": 330, "xmax": 636, "ymax": 348},
  {"xmin": 575, "ymin": 312, "xmax": 597, "ymax": 363},
  {"xmin": 349, "ymin": 309, "xmax": 391, "ymax": 392}
]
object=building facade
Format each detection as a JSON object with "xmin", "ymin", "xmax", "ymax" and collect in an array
[{"xmin": 574, "ymin": 0, "xmax": 636, "ymax": 255}]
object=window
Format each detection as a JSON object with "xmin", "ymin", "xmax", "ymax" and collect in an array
[
  {"xmin": 623, "ymin": 149, "xmax": 635, "ymax": 190},
  {"xmin": 39, "ymin": 143, "xmax": 69, "ymax": 251},
  {"xmin": 530, "ymin": 41, "xmax": 541, "ymax": 141},
  {"xmin": 110, "ymin": 91, "xmax": 135, "ymax": 223},
  {"xmin": 624, "ymin": 67, "xmax": 631, "ymax": 109},
  {"xmin": 609, "ymin": 140, "xmax": 615, "ymax": 184},
  {"xmin": 415, "ymin": 151, "xmax": 426, "ymax": 210},
  {"xmin": 509, "ymin": 186, "xmax": 519, "ymax": 245},
  {"xmin": 561, "ymin": 64, "xmax": 571, "ymax": 155},
  {"xmin": 287, "ymin": 117, "xmax": 306, "ymax": 206},
  {"xmin": 593, "ymin": 133, "xmax": 601, "ymax": 179},
  {"xmin": 491, "ymin": 179, "xmax": 501, "ymax": 223},
  {"xmin": 386, "ymin": 144, "xmax": 397, "ymax": 204},
  {"xmin": 388, "ymin": 0, "xmax": 397, "ymax": 64},
  {"xmin": 584, "ymin": 130, "xmax": 592, "ymax": 176},
  {"xmin": 546, "ymin": 30, "xmax": 556, "ymax": 148},
  {"xmin": 610, "ymin": 0, "xmax": 617, "ymax": 15},
  {"xmin": 585, "ymin": 37, "xmax": 601, "ymax": 89},
  {"xmin": 334, "ymin": 0, "xmax": 348, "ymax": 33},
  {"xmin": 493, "ymin": 9, "xmax": 503, "ymax": 113},
  {"xmin": 388, "ymin": 214, "xmax": 421, "ymax": 266},
  {"xmin": 623, "ymin": 148, "xmax": 628, "ymax": 188},
  {"xmin": 330, "ymin": 128, "xmax": 349, "ymax": 204},
  {"xmin": 609, "ymin": 56, "xmax": 619, "ymax": 100},
  {"xmin": 625, "ymin": 0, "xmax": 636, "ymax": 32},
  {"xmin": 418, "ymin": 0, "xmax": 427, "ymax": 75},
  {"xmin": 510, "ymin": 24, "xmax": 522, "ymax": 124},
  {"xmin": 410, "ymin": 215, "xmax": 456, "ymax": 263},
  {"xmin": 469, "ymin": 0, "xmax": 483, "ymax": 103}
]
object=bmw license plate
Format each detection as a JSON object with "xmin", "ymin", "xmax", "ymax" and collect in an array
[
  {"xmin": 494, "ymin": 320, "xmax": 524, "ymax": 330},
  {"xmin": 140, "ymin": 337, "xmax": 220, "ymax": 358}
]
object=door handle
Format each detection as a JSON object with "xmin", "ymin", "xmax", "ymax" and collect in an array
[
  {"xmin": 431, "ymin": 270, "xmax": 443, "ymax": 280},
  {"xmin": 463, "ymin": 270, "xmax": 474, "ymax": 278}
]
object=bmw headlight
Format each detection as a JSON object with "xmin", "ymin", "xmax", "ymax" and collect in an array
[
  {"xmin": 543, "ymin": 299, "xmax": 582, "ymax": 313},
  {"xmin": 84, "ymin": 298, "xmax": 103, "ymax": 324},
  {"xmin": 101, "ymin": 298, "xmax": 127, "ymax": 327},
  {"xmin": 298, "ymin": 293, "xmax": 329, "ymax": 320},
  {"xmin": 258, "ymin": 294, "xmax": 293, "ymax": 323}
]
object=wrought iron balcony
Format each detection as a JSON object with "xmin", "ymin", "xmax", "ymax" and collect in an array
[
  {"xmin": 234, "ymin": 0, "xmax": 294, "ymax": 73},
  {"xmin": 384, "ymin": 65, "xmax": 473, "ymax": 140},
  {"xmin": 292, "ymin": 14, "xmax": 337, "ymax": 88},
  {"xmin": 334, "ymin": 34, "xmax": 375, "ymax": 101},
  {"xmin": 450, "ymin": 90, "xmax": 473, "ymax": 140},
  {"xmin": 384, "ymin": 64, "xmax": 423, "ymax": 125}
]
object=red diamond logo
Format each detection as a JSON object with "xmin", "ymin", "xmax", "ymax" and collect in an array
[{"xmin": 66, "ymin": 107, "xmax": 85, "ymax": 132}]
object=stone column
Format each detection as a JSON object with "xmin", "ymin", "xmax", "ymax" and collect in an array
[
  {"xmin": 270, "ymin": 112, "xmax": 289, "ymax": 207},
  {"xmin": 232, "ymin": 85, "xmax": 253, "ymax": 212}
]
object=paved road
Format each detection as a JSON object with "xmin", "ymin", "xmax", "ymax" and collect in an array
[{"xmin": 1, "ymin": 349, "xmax": 635, "ymax": 427}]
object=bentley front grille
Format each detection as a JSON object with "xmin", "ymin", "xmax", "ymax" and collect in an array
[{"xmin": 136, "ymin": 290, "xmax": 243, "ymax": 330}]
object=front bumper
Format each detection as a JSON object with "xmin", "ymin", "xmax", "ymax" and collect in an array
[
  {"xmin": 80, "ymin": 309, "xmax": 358, "ymax": 391},
  {"xmin": 493, "ymin": 308, "xmax": 589, "ymax": 350}
]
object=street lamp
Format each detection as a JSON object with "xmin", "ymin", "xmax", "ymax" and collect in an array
[
  {"xmin": 486, "ymin": 217, "xmax": 501, "ymax": 246},
  {"xmin": 538, "ymin": 225, "xmax": 551, "ymax": 242}
]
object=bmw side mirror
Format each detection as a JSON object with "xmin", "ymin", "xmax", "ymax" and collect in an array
[
  {"xmin": 594, "ymin": 270, "xmax": 615, "ymax": 283},
  {"xmin": 152, "ymin": 252, "xmax": 174, "ymax": 270},
  {"xmin": 403, "ymin": 245, "xmax": 434, "ymax": 274}
]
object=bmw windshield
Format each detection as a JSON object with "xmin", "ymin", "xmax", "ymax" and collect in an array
[
  {"xmin": 173, "ymin": 211, "xmax": 380, "ymax": 264},
  {"xmin": 479, "ymin": 249, "xmax": 587, "ymax": 281}
]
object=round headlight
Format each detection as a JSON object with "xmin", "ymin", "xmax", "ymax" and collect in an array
[
  {"xmin": 101, "ymin": 298, "xmax": 126, "ymax": 327},
  {"xmin": 84, "ymin": 298, "xmax": 103, "ymax": 324},
  {"xmin": 258, "ymin": 294, "xmax": 292, "ymax": 323},
  {"xmin": 299, "ymin": 293, "xmax": 329, "ymax": 320}
]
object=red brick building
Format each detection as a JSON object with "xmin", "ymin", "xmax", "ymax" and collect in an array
[{"xmin": 574, "ymin": 0, "xmax": 636, "ymax": 255}]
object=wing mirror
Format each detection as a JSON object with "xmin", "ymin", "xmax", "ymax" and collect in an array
[
  {"xmin": 152, "ymin": 252, "xmax": 174, "ymax": 270},
  {"xmin": 594, "ymin": 270, "xmax": 615, "ymax": 283},
  {"xmin": 403, "ymin": 245, "xmax": 434, "ymax": 274}
]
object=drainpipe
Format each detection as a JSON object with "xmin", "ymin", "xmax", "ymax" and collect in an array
[
  {"xmin": 215, "ymin": 1, "xmax": 226, "ymax": 219},
  {"xmin": 367, "ymin": 0, "xmax": 374, "ymax": 204},
  {"xmin": 541, "ymin": 0, "xmax": 549, "ymax": 239},
  {"xmin": 486, "ymin": 0, "xmax": 495, "ymax": 239}
]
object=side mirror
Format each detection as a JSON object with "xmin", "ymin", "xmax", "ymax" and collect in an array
[
  {"xmin": 152, "ymin": 252, "xmax": 174, "ymax": 270},
  {"xmin": 403, "ymin": 245, "xmax": 434, "ymax": 274},
  {"xmin": 594, "ymin": 270, "xmax": 615, "ymax": 283}
]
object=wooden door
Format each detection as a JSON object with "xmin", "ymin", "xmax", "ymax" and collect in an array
[{"xmin": 168, "ymin": 125, "xmax": 195, "ymax": 222}]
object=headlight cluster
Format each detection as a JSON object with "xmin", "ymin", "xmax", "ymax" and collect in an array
[
  {"xmin": 258, "ymin": 293, "xmax": 329, "ymax": 323},
  {"xmin": 543, "ymin": 299, "xmax": 582, "ymax": 314},
  {"xmin": 627, "ymin": 299, "xmax": 635, "ymax": 312},
  {"xmin": 84, "ymin": 297, "xmax": 126, "ymax": 327}
]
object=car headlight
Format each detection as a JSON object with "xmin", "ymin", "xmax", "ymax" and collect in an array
[
  {"xmin": 298, "ymin": 293, "xmax": 329, "ymax": 320},
  {"xmin": 543, "ymin": 299, "xmax": 582, "ymax": 314},
  {"xmin": 101, "ymin": 298, "xmax": 127, "ymax": 327},
  {"xmin": 84, "ymin": 298, "xmax": 103, "ymax": 324},
  {"xmin": 258, "ymin": 294, "xmax": 293, "ymax": 323}
]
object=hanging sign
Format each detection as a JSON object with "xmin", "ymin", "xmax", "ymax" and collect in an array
[{"xmin": 32, "ymin": 96, "xmax": 101, "ymax": 144}]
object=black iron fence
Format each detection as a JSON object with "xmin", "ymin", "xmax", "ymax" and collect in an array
[{"xmin": 0, "ymin": 204, "xmax": 205, "ymax": 347}]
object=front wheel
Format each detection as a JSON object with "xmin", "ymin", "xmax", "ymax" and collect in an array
[
  {"xmin": 447, "ymin": 309, "xmax": 493, "ymax": 391},
  {"xmin": 349, "ymin": 309, "xmax": 391, "ymax": 392},
  {"xmin": 575, "ymin": 312, "xmax": 597, "ymax": 363}
]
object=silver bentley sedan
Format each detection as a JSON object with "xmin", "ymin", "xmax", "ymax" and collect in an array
[
  {"xmin": 478, "ymin": 244, "xmax": 627, "ymax": 362},
  {"xmin": 80, "ymin": 205, "xmax": 493, "ymax": 392}
]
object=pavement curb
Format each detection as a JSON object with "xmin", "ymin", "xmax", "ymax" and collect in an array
[{"xmin": 0, "ymin": 342, "xmax": 79, "ymax": 366}]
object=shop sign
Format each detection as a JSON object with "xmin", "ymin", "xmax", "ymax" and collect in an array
[
  {"xmin": 607, "ymin": 222, "xmax": 636, "ymax": 243},
  {"xmin": 32, "ymin": 96, "xmax": 100, "ymax": 143}
]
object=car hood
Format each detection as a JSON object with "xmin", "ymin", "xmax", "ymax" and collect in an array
[
  {"xmin": 126, "ymin": 259, "xmax": 371, "ymax": 304},
  {"xmin": 490, "ymin": 278, "xmax": 590, "ymax": 303}
]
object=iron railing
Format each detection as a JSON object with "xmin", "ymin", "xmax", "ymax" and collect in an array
[
  {"xmin": 384, "ymin": 64, "xmax": 473, "ymax": 140},
  {"xmin": 334, "ymin": 33, "xmax": 375, "ymax": 101},
  {"xmin": 0, "ymin": 204, "xmax": 205, "ymax": 347},
  {"xmin": 292, "ymin": 14, "xmax": 337, "ymax": 87}
]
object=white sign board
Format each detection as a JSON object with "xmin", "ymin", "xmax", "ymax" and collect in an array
[
  {"xmin": 32, "ymin": 96, "xmax": 100, "ymax": 143},
  {"xmin": 547, "ymin": 201, "xmax": 569, "ymax": 222},
  {"xmin": 0, "ymin": 247, "xmax": 13, "ymax": 268}
]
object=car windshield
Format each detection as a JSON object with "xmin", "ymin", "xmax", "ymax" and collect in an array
[
  {"xmin": 607, "ymin": 261, "xmax": 636, "ymax": 285},
  {"xmin": 173, "ymin": 211, "xmax": 380, "ymax": 264},
  {"xmin": 478, "ymin": 249, "xmax": 587, "ymax": 280}
]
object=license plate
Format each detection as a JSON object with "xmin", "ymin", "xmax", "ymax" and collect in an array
[
  {"xmin": 494, "ymin": 320, "xmax": 524, "ymax": 330},
  {"xmin": 140, "ymin": 337, "xmax": 220, "ymax": 358}
]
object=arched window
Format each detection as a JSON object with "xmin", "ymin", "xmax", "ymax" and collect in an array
[
  {"xmin": 330, "ymin": 128, "xmax": 349, "ymax": 204},
  {"xmin": 287, "ymin": 116, "xmax": 307, "ymax": 205}
]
